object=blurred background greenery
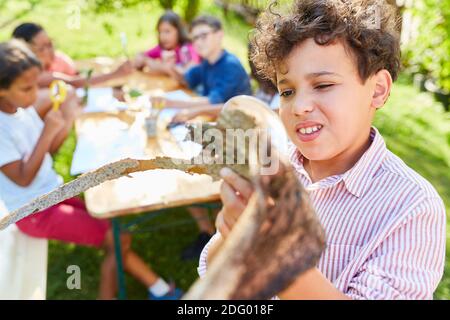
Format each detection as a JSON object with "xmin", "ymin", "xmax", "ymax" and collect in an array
[{"xmin": 0, "ymin": 0, "xmax": 449, "ymax": 299}]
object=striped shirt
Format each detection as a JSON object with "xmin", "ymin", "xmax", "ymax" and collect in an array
[{"xmin": 198, "ymin": 127, "xmax": 446, "ymax": 299}]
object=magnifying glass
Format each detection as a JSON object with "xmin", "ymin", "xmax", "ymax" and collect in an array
[{"xmin": 49, "ymin": 80, "xmax": 67, "ymax": 111}]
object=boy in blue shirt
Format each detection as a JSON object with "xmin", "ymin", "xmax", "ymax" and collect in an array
[{"xmin": 157, "ymin": 16, "xmax": 251, "ymax": 260}]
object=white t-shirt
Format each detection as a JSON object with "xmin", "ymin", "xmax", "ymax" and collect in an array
[{"xmin": 0, "ymin": 107, "xmax": 63, "ymax": 212}]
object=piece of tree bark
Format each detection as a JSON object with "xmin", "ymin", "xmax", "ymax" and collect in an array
[
  {"xmin": 0, "ymin": 157, "xmax": 226, "ymax": 230},
  {"xmin": 184, "ymin": 156, "xmax": 326, "ymax": 300}
]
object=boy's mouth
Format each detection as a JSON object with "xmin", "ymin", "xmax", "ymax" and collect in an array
[{"xmin": 295, "ymin": 122, "xmax": 323, "ymax": 142}]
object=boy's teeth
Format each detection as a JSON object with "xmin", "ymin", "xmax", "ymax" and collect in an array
[{"xmin": 299, "ymin": 125, "xmax": 322, "ymax": 135}]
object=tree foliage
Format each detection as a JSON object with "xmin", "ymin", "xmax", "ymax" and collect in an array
[
  {"xmin": 403, "ymin": 0, "xmax": 450, "ymax": 92},
  {"xmin": 92, "ymin": 0, "xmax": 201, "ymax": 23}
]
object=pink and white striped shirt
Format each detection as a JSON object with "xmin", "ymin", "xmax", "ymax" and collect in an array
[{"xmin": 198, "ymin": 127, "xmax": 446, "ymax": 299}]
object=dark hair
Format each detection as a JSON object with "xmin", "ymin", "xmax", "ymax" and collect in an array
[
  {"xmin": 157, "ymin": 10, "xmax": 190, "ymax": 46},
  {"xmin": 190, "ymin": 15, "xmax": 222, "ymax": 31},
  {"xmin": 0, "ymin": 40, "xmax": 41, "ymax": 89},
  {"xmin": 248, "ymin": 42, "xmax": 277, "ymax": 95},
  {"xmin": 12, "ymin": 22, "xmax": 44, "ymax": 43},
  {"xmin": 251, "ymin": 0, "xmax": 401, "ymax": 85}
]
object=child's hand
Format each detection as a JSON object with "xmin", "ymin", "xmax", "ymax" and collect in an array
[
  {"xmin": 43, "ymin": 109, "xmax": 65, "ymax": 138},
  {"xmin": 114, "ymin": 60, "xmax": 134, "ymax": 77},
  {"xmin": 59, "ymin": 86, "xmax": 82, "ymax": 121},
  {"xmin": 161, "ymin": 50, "xmax": 176, "ymax": 65},
  {"xmin": 216, "ymin": 168, "xmax": 254, "ymax": 238},
  {"xmin": 150, "ymin": 96, "xmax": 178, "ymax": 109},
  {"xmin": 133, "ymin": 54, "xmax": 146, "ymax": 70},
  {"xmin": 171, "ymin": 109, "xmax": 199, "ymax": 123}
]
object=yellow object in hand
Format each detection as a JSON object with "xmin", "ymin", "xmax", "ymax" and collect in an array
[{"xmin": 49, "ymin": 80, "xmax": 67, "ymax": 111}]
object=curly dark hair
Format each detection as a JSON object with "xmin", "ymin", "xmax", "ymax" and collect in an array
[{"xmin": 250, "ymin": 0, "xmax": 401, "ymax": 85}]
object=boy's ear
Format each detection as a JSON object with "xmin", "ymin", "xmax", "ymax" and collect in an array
[
  {"xmin": 371, "ymin": 69, "xmax": 392, "ymax": 109},
  {"xmin": 217, "ymin": 29, "xmax": 224, "ymax": 41}
]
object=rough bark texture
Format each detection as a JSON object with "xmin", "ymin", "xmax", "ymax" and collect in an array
[
  {"xmin": 184, "ymin": 156, "xmax": 325, "ymax": 300},
  {"xmin": 0, "ymin": 156, "xmax": 233, "ymax": 230}
]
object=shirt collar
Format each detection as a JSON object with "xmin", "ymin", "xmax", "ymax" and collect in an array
[
  {"xmin": 289, "ymin": 127, "xmax": 387, "ymax": 198},
  {"xmin": 204, "ymin": 49, "xmax": 227, "ymax": 67}
]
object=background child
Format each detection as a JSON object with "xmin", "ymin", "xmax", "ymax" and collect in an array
[
  {"xmin": 12, "ymin": 23, "xmax": 133, "ymax": 88},
  {"xmin": 134, "ymin": 10, "xmax": 200, "ymax": 76},
  {"xmin": 161, "ymin": 15, "xmax": 252, "ymax": 123},
  {"xmin": 199, "ymin": 0, "xmax": 446, "ymax": 300},
  {"xmin": 0, "ymin": 40, "xmax": 182, "ymax": 300}
]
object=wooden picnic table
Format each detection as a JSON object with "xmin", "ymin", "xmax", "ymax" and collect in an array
[
  {"xmin": 73, "ymin": 58, "xmax": 221, "ymax": 220},
  {"xmin": 73, "ymin": 57, "xmax": 221, "ymax": 300}
]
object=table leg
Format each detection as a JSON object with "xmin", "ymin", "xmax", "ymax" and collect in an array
[{"xmin": 112, "ymin": 218, "xmax": 127, "ymax": 299}]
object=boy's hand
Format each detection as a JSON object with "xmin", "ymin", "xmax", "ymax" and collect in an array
[
  {"xmin": 43, "ymin": 109, "xmax": 65, "ymax": 138},
  {"xmin": 150, "ymin": 96, "xmax": 179, "ymax": 109},
  {"xmin": 216, "ymin": 168, "xmax": 254, "ymax": 238},
  {"xmin": 171, "ymin": 109, "xmax": 199, "ymax": 123}
]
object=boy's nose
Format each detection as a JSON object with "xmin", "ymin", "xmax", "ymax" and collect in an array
[{"xmin": 292, "ymin": 94, "xmax": 314, "ymax": 115}]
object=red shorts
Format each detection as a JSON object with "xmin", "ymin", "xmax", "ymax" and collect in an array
[{"xmin": 16, "ymin": 197, "xmax": 110, "ymax": 248}]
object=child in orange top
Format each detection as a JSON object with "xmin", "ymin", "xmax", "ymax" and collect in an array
[{"xmin": 12, "ymin": 23, "xmax": 133, "ymax": 88}]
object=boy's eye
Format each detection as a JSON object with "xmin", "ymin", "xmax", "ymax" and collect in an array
[
  {"xmin": 280, "ymin": 89, "xmax": 294, "ymax": 98},
  {"xmin": 315, "ymin": 84, "xmax": 334, "ymax": 90}
]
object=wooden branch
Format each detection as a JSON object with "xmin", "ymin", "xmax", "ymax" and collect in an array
[
  {"xmin": 0, "ymin": 97, "xmax": 263, "ymax": 231},
  {"xmin": 0, "ymin": 157, "xmax": 224, "ymax": 230}
]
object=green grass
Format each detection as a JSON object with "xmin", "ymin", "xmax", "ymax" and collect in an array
[{"xmin": 1, "ymin": 1, "xmax": 449, "ymax": 300}]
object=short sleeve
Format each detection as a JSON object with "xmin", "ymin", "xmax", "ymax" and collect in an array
[
  {"xmin": 28, "ymin": 107, "xmax": 44, "ymax": 129},
  {"xmin": 345, "ymin": 197, "xmax": 446, "ymax": 300},
  {"xmin": 50, "ymin": 51, "xmax": 77, "ymax": 76},
  {"xmin": 145, "ymin": 45, "xmax": 161, "ymax": 59},
  {"xmin": 0, "ymin": 128, "xmax": 21, "ymax": 168}
]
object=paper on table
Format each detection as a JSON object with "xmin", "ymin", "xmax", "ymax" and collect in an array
[
  {"xmin": 168, "ymin": 124, "xmax": 203, "ymax": 159},
  {"xmin": 156, "ymin": 90, "xmax": 202, "ymax": 158},
  {"xmin": 76, "ymin": 87, "xmax": 128, "ymax": 113},
  {"xmin": 70, "ymin": 115, "xmax": 147, "ymax": 175}
]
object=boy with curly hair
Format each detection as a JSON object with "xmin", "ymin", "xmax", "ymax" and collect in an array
[{"xmin": 199, "ymin": 0, "xmax": 446, "ymax": 299}]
